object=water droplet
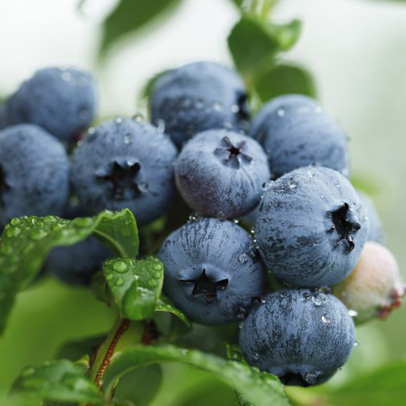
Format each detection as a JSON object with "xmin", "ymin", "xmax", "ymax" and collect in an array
[
  {"xmin": 61, "ymin": 71, "xmax": 72, "ymax": 81},
  {"xmin": 304, "ymin": 372, "xmax": 318, "ymax": 385},
  {"xmin": 277, "ymin": 108, "xmax": 285, "ymax": 117},
  {"xmin": 307, "ymin": 169, "xmax": 314, "ymax": 178},
  {"xmin": 348, "ymin": 309, "xmax": 358, "ymax": 317},
  {"xmin": 262, "ymin": 180, "xmax": 272, "ymax": 191},
  {"xmin": 213, "ymin": 102, "xmax": 223, "ymax": 111},
  {"xmin": 156, "ymin": 119, "xmax": 166, "ymax": 133},
  {"xmin": 231, "ymin": 105, "xmax": 240, "ymax": 113},
  {"xmin": 239, "ymin": 253, "xmax": 248, "ymax": 264},
  {"xmin": 238, "ymin": 322, "xmax": 244, "ymax": 329},
  {"xmin": 113, "ymin": 261, "xmax": 128, "ymax": 273},
  {"xmin": 115, "ymin": 117, "xmax": 123, "ymax": 125},
  {"xmin": 279, "ymin": 291, "xmax": 288, "ymax": 298},
  {"xmin": 115, "ymin": 278, "xmax": 124, "ymax": 286},
  {"xmin": 252, "ymin": 352, "xmax": 260, "ymax": 361},
  {"xmin": 354, "ymin": 341, "xmax": 359, "ymax": 347},
  {"xmin": 321, "ymin": 314, "xmax": 331, "ymax": 324},
  {"xmin": 10, "ymin": 218, "xmax": 21, "ymax": 226},
  {"xmin": 312, "ymin": 296, "xmax": 323, "ymax": 306},
  {"xmin": 124, "ymin": 134, "xmax": 132, "ymax": 144},
  {"xmin": 302, "ymin": 292, "xmax": 311, "ymax": 301},
  {"xmin": 105, "ymin": 273, "xmax": 113, "ymax": 281},
  {"xmin": 233, "ymin": 219, "xmax": 239, "ymax": 224},
  {"xmin": 153, "ymin": 262, "xmax": 162, "ymax": 272},
  {"xmin": 288, "ymin": 179, "xmax": 298, "ymax": 189},
  {"xmin": 132, "ymin": 113, "xmax": 144, "ymax": 122},
  {"xmin": 29, "ymin": 229, "xmax": 47, "ymax": 240}
]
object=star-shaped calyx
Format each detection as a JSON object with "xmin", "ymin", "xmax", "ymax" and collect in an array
[
  {"xmin": 95, "ymin": 159, "xmax": 148, "ymax": 200},
  {"xmin": 214, "ymin": 136, "xmax": 252, "ymax": 168},
  {"xmin": 0, "ymin": 164, "xmax": 10, "ymax": 208},
  {"xmin": 329, "ymin": 203, "xmax": 361, "ymax": 252},
  {"xmin": 180, "ymin": 269, "xmax": 228, "ymax": 304}
]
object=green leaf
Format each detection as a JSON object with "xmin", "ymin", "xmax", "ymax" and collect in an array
[
  {"xmin": 155, "ymin": 296, "xmax": 192, "ymax": 328},
  {"xmin": 327, "ymin": 361, "xmax": 406, "ymax": 406},
  {"xmin": 10, "ymin": 360, "xmax": 103, "ymax": 405},
  {"xmin": 228, "ymin": 16, "xmax": 301, "ymax": 82},
  {"xmin": 103, "ymin": 345, "xmax": 290, "ymax": 406},
  {"xmin": 0, "ymin": 209, "xmax": 138, "ymax": 334},
  {"xmin": 56, "ymin": 335, "xmax": 106, "ymax": 362},
  {"xmin": 114, "ymin": 365, "xmax": 162, "ymax": 405},
  {"xmin": 255, "ymin": 63, "xmax": 317, "ymax": 102},
  {"xmin": 100, "ymin": 0, "xmax": 183, "ymax": 57},
  {"xmin": 103, "ymin": 257, "xmax": 164, "ymax": 320}
]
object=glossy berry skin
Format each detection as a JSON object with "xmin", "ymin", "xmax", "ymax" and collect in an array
[
  {"xmin": 250, "ymin": 94, "xmax": 349, "ymax": 178},
  {"xmin": 175, "ymin": 130, "xmax": 270, "ymax": 219},
  {"xmin": 0, "ymin": 124, "xmax": 69, "ymax": 226},
  {"xmin": 333, "ymin": 242, "xmax": 404, "ymax": 323},
  {"xmin": 256, "ymin": 166, "xmax": 369, "ymax": 288},
  {"xmin": 3, "ymin": 67, "xmax": 96, "ymax": 144},
  {"xmin": 150, "ymin": 61, "xmax": 249, "ymax": 148},
  {"xmin": 71, "ymin": 118, "xmax": 177, "ymax": 226},
  {"xmin": 239, "ymin": 289, "xmax": 356, "ymax": 386},
  {"xmin": 357, "ymin": 190, "xmax": 383, "ymax": 243},
  {"xmin": 158, "ymin": 218, "xmax": 266, "ymax": 325}
]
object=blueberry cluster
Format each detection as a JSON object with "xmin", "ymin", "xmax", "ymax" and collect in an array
[{"xmin": 0, "ymin": 62, "xmax": 402, "ymax": 386}]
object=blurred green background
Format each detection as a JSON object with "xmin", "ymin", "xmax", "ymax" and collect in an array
[{"xmin": 0, "ymin": 0, "xmax": 405, "ymax": 404}]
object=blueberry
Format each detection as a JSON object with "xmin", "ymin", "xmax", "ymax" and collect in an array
[
  {"xmin": 250, "ymin": 94, "xmax": 350, "ymax": 178},
  {"xmin": 333, "ymin": 241, "xmax": 404, "ymax": 323},
  {"xmin": 255, "ymin": 166, "xmax": 369, "ymax": 288},
  {"xmin": 239, "ymin": 289, "xmax": 356, "ymax": 386},
  {"xmin": 0, "ymin": 105, "xmax": 6, "ymax": 129},
  {"xmin": 158, "ymin": 218, "xmax": 265, "ymax": 325},
  {"xmin": 48, "ymin": 237, "xmax": 113, "ymax": 286},
  {"xmin": 357, "ymin": 190, "xmax": 383, "ymax": 243},
  {"xmin": 3, "ymin": 67, "xmax": 96, "ymax": 144},
  {"xmin": 175, "ymin": 130, "xmax": 270, "ymax": 219},
  {"xmin": 0, "ymin": 124, "xmax": 69, "ymax": 226},
  {"xmin": 46, "ymin": 206, "xmax": 114, "ymax": 286},
  {"xmin": 150, "ymin": 61, "xmax": 249, "ymax": 148},
  {"xmin": 71, "ymin": 118, "xmax": 177, "ymax": 226}
]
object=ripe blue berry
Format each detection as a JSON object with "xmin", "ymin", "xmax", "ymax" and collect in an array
[
  {"xmin": 46, "ymin": 206, "xmax": 114, "ymax": 285},
  {"xmin": 71, "ymin": 118, "xmax": 177, "ymax": 226},
  {"xmin": 250, "ymin": 94, "xmax": 350, "ymax": 178},
  {"xmin": 357, "ymin": 190, "xmax": 383, "ymax": 243},
  {"xmin": 256, "ymin": 166, "xmax": 369, "ymax": 288},
  {"xmin": 150, "ymin": 61, "xmax": 249, "ymax": 148},
  {"xmin": 3, "ymin": 67, "xmax": 96, "ymax": 144},
  {"xmin": 158, "ymin": 218, "xmax": 266, "ymax": 325},
  {"xmin": 175, "ymin": 130, "xmax": 270, "ymax": 219},
  {"xmin": 48, "ymin": 236, "xmax": 113, "ymax": 286},
  {"xmin": 0, "ymin": 124, "xmax": 69, "ymax": 226},
  {"xmin": 239, "ymin": 289, "xmax": 356, "ymax": 386}
]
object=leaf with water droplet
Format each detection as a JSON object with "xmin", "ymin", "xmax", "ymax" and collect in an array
[
  {"xmin": 155, "ymin": 295, "xmax": 191, "ymax": 328},
  {"xmin": 103, "ymin": 257, "xmax": 163, "ymax": 320},
  {"xmin": 10, "ymin": 359, "xmax": 103, "ymax": 404},
  {"xmin": 0, "ymin": 209, "xmax": 139, "ymax": 334},
  {"xmin": 102, "ymin": 345, "xmax": 289, "ymax": 406}
]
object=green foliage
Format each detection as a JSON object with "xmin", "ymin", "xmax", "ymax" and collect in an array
[
  {"xmin": 113, "ymin": 365, "xmax": 162, "ymax": 405},
  {"xmin": 103, "ymin": 345, "xmax": 290, "ymax": 406},
  {"xmin": 10, "ymin": 360, "xmax": 103, "ymax": 405},
  {"xmin": 327, "ymin": 361, "xmax": 406, "ymax": 406},
  {"xmin": 228, "ymin": 16, "xmax": 301, "ymax": 82},
  {"xmin": 0, "ymin": 209, "xmax": 138, "ymax": 334},
  {"xmin": 256, "ymin": 64, "xmax": 317, "ymax": 102},
  {"xmin": 103, "ymin": 257, "xmax": 163, "ymax": 320},
  {"xmin": 100, "ymin": 0, "xmax": 184, "ymax": 57},
  {"xmin": 156, "ymin": 296, "xmax": 192, "ymax": 328}
]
